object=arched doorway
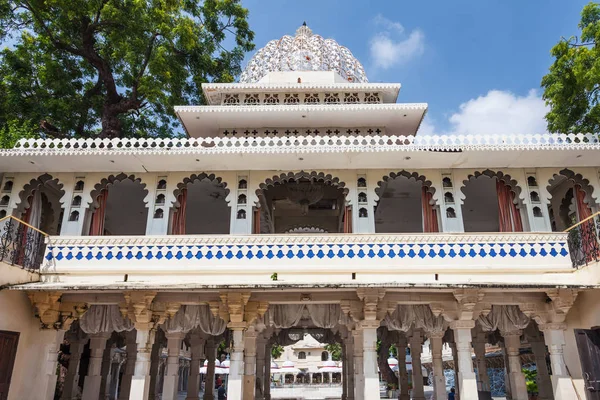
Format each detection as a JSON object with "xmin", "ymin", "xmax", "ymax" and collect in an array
[
  {"xmin": 170, "ymin": 173, "xmax": 230, "ymax": 234},
  {"xmin": 461, "ymin": 170, "xmax": 525, "ymax": 232},
  {"xmin": 255, "ymin": 172, "xmax": 349, "ymax": 234},
  {"xmin": 86, "ymin": 174, "xmax": 148, "ymax": 235},
  {"xmin": 16, "ymin": 174, "xmax": 65, "ymax": 235},
  {"xmin": 375, "ymin": 171, "xmax": 439, "ymax": 233}
]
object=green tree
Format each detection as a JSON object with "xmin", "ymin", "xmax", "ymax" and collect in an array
[
  {"xmin": 542, "ymin": 2, "xmax": 600, "ymax": 133},
  {"xmin": 324, "ymin": 343, "xmax": 342, "ymax": 361},
  {"xmin": 0, "ymin": 119, "xmax": 39, "ymax": 148},
  {"xmin": 0, "ymin": 0, "xmax": 254, "ymax": 139},
  {"xmin": 271, "ymin": 344, "xmax": 284, "ymax": 360}
]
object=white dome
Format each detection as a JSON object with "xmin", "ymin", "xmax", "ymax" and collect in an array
[
  {"xmin": 387, "ymin": 356, "xmax": 398, "ymax": 367},
  {"xmin": 240, "ymin": 23, "xmax": 368, "ymax": 84},
  {"xmin": 323, "ymin": 360, "xmax": 337, "ymax": 367},
  {"xmin": 282, "ymin": 360, "xmax": 295, "ymax": 368}
]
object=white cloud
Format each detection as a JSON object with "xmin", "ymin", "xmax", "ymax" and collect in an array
[
  {"xmin": 421, "ymin": 89, "xmax": 549, "ymax": 135},
  {"xmin": 369, "ymin": 16, "xmax": 424, "ymax": 69}
]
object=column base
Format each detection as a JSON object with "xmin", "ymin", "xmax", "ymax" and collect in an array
[
  {"xmin": 129, "ymin": 375, "xmax": 152, "ymax": 400},
  {"xmin": 551, "ymin": 375, "xmax": 578, "ymax": 400},
  {"xmin": 457, "ymin": 371, "xmax": 479, "ymax": 400}
]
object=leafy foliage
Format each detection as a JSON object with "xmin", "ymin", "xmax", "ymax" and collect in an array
[
  {"xmin": 0, "ymin": 0, "xmax": 254, "ymax": 139},
  {"xmin": 271, "ymin": 344, "xmax": 284, "ymax": 360},
  {"xmin": 542, "ymin": 2, "xmax": 600, "ymax": 133},
  {"xmin": 325, "ymin": 343, "xmax": 342, "ymax": 361},
  {"xmin": 522, "ymin": 368, "xmax": 538, "ymax": 394},
  {"xmin": 0, "ymin": 119, "xmax": 39, "ymax": 148}
]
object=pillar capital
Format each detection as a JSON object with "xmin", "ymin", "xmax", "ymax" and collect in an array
[
  {"xmin": 449, "ymin": 320, "xmax": 476, "ymax": 330},
  {"xmin": 27, "ymin": 291, "xmax": 64, "ymax": 329}
]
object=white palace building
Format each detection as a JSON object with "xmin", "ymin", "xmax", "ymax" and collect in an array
[{"xmin": 2, "ymin": 23, "xmax": 600, "ymax": 400}]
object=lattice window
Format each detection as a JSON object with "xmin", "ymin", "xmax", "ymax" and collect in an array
[
  {"xmin": 284, "ymin": 94, "xmax": 300, "ymax": 104},
  {"xmin": 264, "ymin": 94, "xmax": 279, "ymax": 104},
  {"xmin": 244, "ymin": 94, "xmax": 260, "ymax": 105},
  {"xmin": 304, "ymin": 93, "xmax": 320, "ymax": 104},
  {"xmin": 344, "ymin": 93, "xmax": 360, "ymax": 103},
  {"xmin": 324, "ymin": 93, "xmax": 340, "ymax": 104},
  {"xmin": 223, "ymin": 94, "xmax": 240, "ymax": 105},
  {"xmin": 364, "ymin": 92, "xmax": 380, "ymax": 104}
]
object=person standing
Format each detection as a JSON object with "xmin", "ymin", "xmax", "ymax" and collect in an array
[{"xmin": 217, "ymin": 382, "xmax": 227, "ymax": 400}]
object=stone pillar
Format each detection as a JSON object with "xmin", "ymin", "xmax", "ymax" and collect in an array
[
  {"xmin": 472, "ymin": 334, "xmax": 490, "ymax": 393},
  {"xmin": 530, "ymin": 341, "xmax": 553, "ymax": 400},
  {"xmin": 62, "ymin": 335, "xmax": 87, "ymax": 400},
  {"xmin": 82, "ymin": 332, "xmax": 111, "ymax": 400},
  {"xmin": 450, "ymin": 321, "xmax": 478, "ymax": 400},
  {"xmin": 41, "ymin": 329, "xmax": 66, "ymax": 400},
  {"xmin": 396, "ymin": 336, "xmax": 409, "ymax": 400},
  {"xmin": 429, "ymin": 332, "xmax": 446, "ymax": 400},
  {"xmin": 450, "ymin": 342, "xmax": 460, "ymax": 399},
  {"xmin": 186, "ymin": 335, "xmax": 205, "ymax": 400},
  {"xmin": 502, "ymin": 331, "xmax": 528, "ymax": 400},
  {"xmin": 255, "ymin": 337, "xmax": 267, "ymax": 400},
  {"xmin": 409, "ymin": 331, "xmax": 425, "ymax": 400},
  {"xmin": 243, "ymin": 327, "xmax": 257, "ymax": 400},
  {"xmin": 500, "ymin": 341, "xmax": 512, "ymax": 400},
  {"xmin": 228, "ymin": 327, "xmax": 245, "ymax": 399},
  {"xmin": 352, "ymin": 329, "xmax": 364, "ymax": 400},
  {"xmin": 119, "ymin": 330, "xmax": 137, "ymax": 400},
  {"xmin": 360, "ymin": 324, "xmax": 380, "ymax": 400},
  {"xmin": 345, "ymin": 337, "xmax": 355, "ymax": 400},
  {"xmin": 162, "ymin": 332, "xmax": 185, "ymax": 400},
  {"xmin": 128, "ymin": 327, "xmax": 155, "ymax": 400},
  {"xmin": 264, "ymin": 342, "xmax": 271, "ymax": 400},
  {"xmin": 341, "ymin": 342, "xmax": 347, "ymax": 400},
  {"xmin": 203, "ymin": 339, "xmax": 217, "ymax": 400},
  {"xmin": 108, "ymin": 361, "xmax": 122, "ymax": 400},
  {"xmin": 148, "ymin": 329, "xmax": 164, "ymax": 400},
  {"xmin": 541, "ymin": 324, "xmax": 578, "ymax": 400},
  {"xmin": 99, "ymin": 341, "xmax": 114, "ymax": 400}
]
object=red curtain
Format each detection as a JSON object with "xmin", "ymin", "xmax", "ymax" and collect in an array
[
  {"xmin": 575, "ymin": 184, "xmax": 593, "ymax": 220},
  {"xmin": 496, "ymin": 180, "xmax": 522, "ymax": 232},
  {"xmin": 575, "ymin": 184, "xmax": 599, "ymax": 263},
  {"xmin": 171, "ymin": 188, "xmax": 187, "ymax": 235},
  {"xmin": 89, "ymin": 189, "xmax": 108, "ymax": 235},
  {"xmin": 253, "ymin": 208, "xmax": 261, "ymax": 234},
  {"xmin": 421, "ymin": 186, "xmax": 439, "ymax": 233},
  {"xmin": 343, "ymin": 206, "xmax": 352, "ymax": 233}
]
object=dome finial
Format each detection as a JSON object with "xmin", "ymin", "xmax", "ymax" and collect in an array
[
  {"xmin": 296, "ymin": 22, "xmax": 313, "ymax": 38},
  {"xmin": 303, "ymin": 21, "xmax": 307, "ymax": 26}
]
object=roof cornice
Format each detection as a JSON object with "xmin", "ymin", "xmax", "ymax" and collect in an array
[
  {"xmin": 202, "ymin": 82, "xmax": 401, "ymax": 91},
  {"xmin": 175, "ymin": 103, "xmax": 427, "ymax": 114}
]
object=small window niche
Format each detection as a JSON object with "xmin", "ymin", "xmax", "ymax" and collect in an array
[
  {"xmin": 237, "ymin": 209, "xmax": 247, "ymax": 219},
  {"xmin": 530, "ymin": 191, "xmax": 540, "ymax": 203},
  {"xmin": 238, "ymin": 179, "xmax": 248, "ymax": 189},
  {"xmin": 153, "ymin": 208, "xmax": 164, "ymax": 219},
  {"xmin": 71, "ymin": 195, "xmax": 82, "ymax": 207},
  {"xmin": 358, "ymin": 192, "xmax": 367, "ymax": 203},
  {"xmin": 238, "ymin": 194, "xmax": 247, "ymax": 205},
  {"xmin": 533, "ymin": 206, "xmax": 543, "ymax": 218},
  {"xmin": 357, "ymin": 177, "xmax": 367, "ymax": 188},
  {"xmin": 68, "ymin": 210, "xmax": 79, "ymax": 221},
  {"xmin": 0, "ymin": 195, "xmax": 9, "ymax": 206},
  {"xmin": 444, "ymin": 192, "xmax": 455, "ymax": 204},
  {"xmin": 2, "ymin": 180, "xmax": 13, "ymax": 192},
  {"xmin": 442, "ymin": 177, "xmax": 453, "ymax": 188},
  {"xmin": 155, "ymin": 193, "xmax": 166, "ymax": 206},
  {"xmin": 527, "ymin": 176, "xmax": 538, "ymax": 187},
  {"xmin": 446, "ymin": 207, "xmax": 457, "ymax": 218},
  {"xmin": 359, "ymin": 207, "xmax": 368, "ymax": 218},
  {"xmin": 0, "ymin": 210, "xmax": 6, "ymax": 218},
  {"xmin": 157, "ymin": 179, "xmax": 167, "ymax": 190},
  {"xmin": 74, "ymin": 180, "xmax": 85, "ymax": 192}
]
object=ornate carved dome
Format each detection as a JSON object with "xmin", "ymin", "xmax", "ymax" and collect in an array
[{"xmin": 239, "ymin": 23, "xmax": 368, "ymax": 83}]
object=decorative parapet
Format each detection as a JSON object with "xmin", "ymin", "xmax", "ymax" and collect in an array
[
  {"xmin": 5, "ymin": 133, "xmax": 600, "ymax": 157},
  {"xmin": 42, "ymin": 232, "xmax": 571, "ymax": 274}
]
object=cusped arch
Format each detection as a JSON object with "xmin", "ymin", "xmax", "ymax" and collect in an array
[
  {"xmin": 255, "ymin": 171, "xmax": 349, "ymax": 206},
  {"xmin": 88, "ymin": 173, "xmax": 148, "ymax": 209},
  {"xmin": 283, "ymin": 225, "xmax": 330, "ymax": 234},
  {"xmin": 16, "ymin": 173, "xmax": 65, "ymax": 214},
  {"xmin": 461, "ymin": 169, "xmax": 523, "ymax": 202},
  {"xmin": 172, "ymin": 173, "xmax": 230, "ymax": 209},
  {"xmin": 547, "ymin": 168, "xmax": 597, "ymax": 207},
  {"xmin": 375, "ymin": 170, "xmax": 436, "ymax": 203}
]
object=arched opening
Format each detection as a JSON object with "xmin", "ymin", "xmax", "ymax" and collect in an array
[
  {"xmin": 461, "ymin": 171, "xmax": 525, "ymax": 232},
  {"xmin": 87, "ymin": 174, "xmax": 148, "ymax": 235},
  {"xmin": 16, "ymin": 174, "xmax": 65, "ymax": 235},
  {"xmin": 375, "ymin": 171, "xmax": 439, "ymax": 233},
  {"xmin": 547, "ymin": 169, "xmax": 598, "ymax": 231},
  {"xmin": 298, "ymin": 351, "xmax": 306, "ymax": 360},
  {"xmin": 255, "ymin": 172, "xmax": 349, "ymax": 234},
  {"xmin": 321, "ymin": 351, "xmax": 329, "ymax": 362},
  {"xmin": 171, "ymin": 173, "xmax": 230, "ymax": 234}
]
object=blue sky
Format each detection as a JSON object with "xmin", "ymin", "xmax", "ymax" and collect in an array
[{"xmin": 241, "ymin": 0, "xmax": 591, "ymax": 134}]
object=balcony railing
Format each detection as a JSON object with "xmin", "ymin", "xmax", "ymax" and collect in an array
[
  {"xmin": 565, "ymin": 212, "xmax": 600, "ymax": 268},
  {"xmin": 0, "ymin": 216, "xmax": 47, "ymax": 271}
]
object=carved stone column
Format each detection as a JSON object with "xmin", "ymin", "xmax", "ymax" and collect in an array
[
  {"xmin": 341, "ymin": 341, "xmax": 347, "ymax": 400},
  {"xmin": 502, "ymin": 331, "xmax": 528, "ymax": 400},
  {"xmin": 229, "ymin": 325, "xmax": 246, "ymax": 399},
  {"xmin": 352, "ymin": 329, "xmax": 364, "ymax": 400},
  {"xmin": 450, "ymin": 320, "xmax": 479, "ymax": 400},
  {"xmin": 128, "ymin": 326, "xmax": 156, "ymax": 400},
  {"xmin": 396, "ymin": 335, "xmax": 409, "ymax": 400},
  {"xmin": 472, "ymin": 332, "xmax": 490, "ymax": 393},
  {"xmin": 162, "ymin": 332, "xmax": 185, "ymax": 400},
  {"xmin": 429, "ymin": 332, "xmax": 446, "ymax": 400},
  {"xmin": 99, "ymin": 340, "xmax": 114, "ymax": 400},
  {"xmin": 242, "ymin": 326, "xmax": 257, "ymax": 400},
  {"xmin": 500, "ymin": 341, "xmax": 512, "ymax": 400},
  {"xmin": 39, "ymin": 329, "xmax": 67, "ymax": 400},
  {"xmin": 148, "ymin": 329, "xmax": 165, "ymax": 400},
  {"xmin": 203, "ymin": 339, "xmax": 217, "ymax": 400},
  {"xmin": 255, "ymin": 336, "xmax": 267, "ymax": 400},
  {"xmin": 118, "ymin": 330, "xmax": 137, "ymax": 400},
  {"xmin": 264, "ymin": 341, "xmax": 272, "ymax": 400},
  {"xmin": 541, "ymin": 323, "xmax": 578, "ymax": 400},
  {"xmin": 530, "ymin": 340, "xmax": 553, "ymax": 400},
  {"xmin": 186, "ymin": 334, "xmax": 205, "ymax": 400},
  {"xmin": 449, "ymin": 341, "xmax": 460, "ymax": 399},
  {"xmin": 409, "ymin": 330, "xmax": 425, "ymax": 400},
  {"xmin": 62, "ymin": 331, "xmax": 87, "ymax": 400},
  {"xmin": 345, "ymin": 337, "xmax": 355, "ymax": 400},
  {"xmin": 82, "ymin": 332, "xmax": 112, "ymax": 400}
]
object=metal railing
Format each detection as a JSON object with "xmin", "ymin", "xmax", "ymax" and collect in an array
[
  {"xmin": 565, "ymin": 211, "xmax": 600, "ymax": 268},
  {"xmin": 0, "ymin": 216, "xmax": 47, "ymax": 271}
]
